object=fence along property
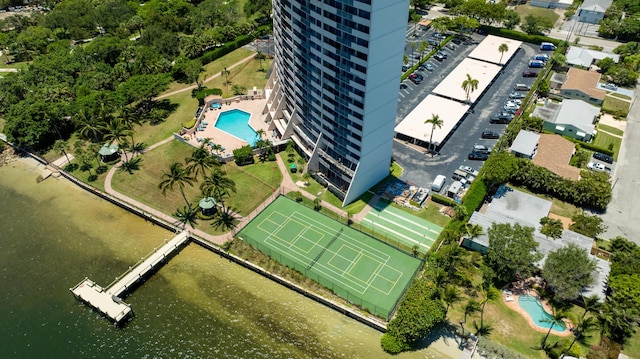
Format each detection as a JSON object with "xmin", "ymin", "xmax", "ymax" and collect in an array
[{"xmin": 237, "ymin": 196, "xmax": 422, "ymax": 320}]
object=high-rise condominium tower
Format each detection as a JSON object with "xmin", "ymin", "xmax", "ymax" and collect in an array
[{"xmin": 264, "ymin": 0, "xmax": 409, "ymax": 205}]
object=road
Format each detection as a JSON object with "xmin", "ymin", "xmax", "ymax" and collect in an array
[{"xmin": 599, "ymin": 84, "xmax": 640, "ymax": 244}]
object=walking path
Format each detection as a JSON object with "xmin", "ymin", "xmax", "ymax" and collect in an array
[{"xmin": 155, "ymin": 53, "xmax": 256, "ymax": 100}]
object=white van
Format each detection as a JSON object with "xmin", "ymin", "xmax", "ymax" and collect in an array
[
  {"xmin": 514, "ymin": 83, "xmax": 530, "ymax": 91},
  {"xmin": 431, "ymin": 175, "xmax": 446, "ymax": 192}
]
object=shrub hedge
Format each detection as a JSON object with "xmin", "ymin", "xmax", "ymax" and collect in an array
[
  {"xmin": 479, "ymin": 25, "xmax": 561, "ymax": 45},
  {"xmin": 198, "ymin": 24, "xmax": 271, "ymax": 65},
  {"xmin": 430, "ymin": 193, "xmax": 458, "ymax": 207}
]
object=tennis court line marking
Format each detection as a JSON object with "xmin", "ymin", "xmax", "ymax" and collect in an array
[
  {"xmin": 256, "ymin": 210, "xmax": 406, "ymax": 296},
  {"xmin": 361, "ymin": 217, "xmax": 433, "ymax": 248},
  {"xmin": 366, "ymin": 213, "xmax": 438, "ymax": 242},
  {"xmin": 292, "ymin": 211, "xmax": 392, "ymax": 261},
  {"xmin": 371, "ymin": 205, "xmax": 442, "ymax": 234},
  {"xmin": 259, "ymin": 211, "xmax": 327, "ymax": 254}
]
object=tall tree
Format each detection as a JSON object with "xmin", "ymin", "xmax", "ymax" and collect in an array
[
  {"xmin": 117, "ymin": 107, "xmax": 142, "ymax": 154},
  {"xmin": 200, "ymin": 167, "xmax": 236, "ymax": 210},
  {"xmin": 580, "ymin": 295, "xmax": 602, "ymax": 320},
  {"xmin": 563, "ymin": 316, "xmax": 599, "ymax": 357},
  {"xmin": 498, "ymin": 43, "xmax": 509, "ymax": 65},
  {"xmin": 541, "ymin": 306, "xmax": 568, "ymax": 349},
  {"xmin": 100, "ymin": 118, "xmax": 132, "ymax": 162},
  {"xmin": 174, "ymin": 205, "xmax": 198, "ymax": 229},
  {"xmin": 221, "ymin": 67, "xmax": 231, "ymax": 93},
  {"xmin": 540, "ymin": 216, "xmax": 563, "ymax": 240},
  {"xmin": 424, "ymin": 113, "xmax": 443, "ymax": 154},
  {"xmin": 461, "ymin": 73, "xmax": 479, "ymax": 103},
  {"xmin": 53, "ymin": 139, "xmax": 71, "ymax": 166},
  {"xmin": 486, "ymin": 223, "xmax": 542, "ymax": 282},
  {"xmin": 543, "ymin": 244, "xmax": 596, "ymax": 301},
  {"xmin": 255, "ymin": 50, "xmax": 266, "ymax": 71},
  {"xmin": 442, "ymin": 285, "xmax": 462, "ymax": 316},
  {"xmin": 158, "ymin": 162, "xmax": 195, "ymax": 207},
  {"xmin": 186, "ymin": 145, "xmax": 220, "ymax": 181}
]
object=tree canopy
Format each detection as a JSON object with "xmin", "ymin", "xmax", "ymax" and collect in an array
[
  {"xmin": 486, "ymin": 223, "xmax": 542, "ymax": 282},
  {"xmin": 542, "ymin": 244, "xmax": 596, "ymax": 301}
]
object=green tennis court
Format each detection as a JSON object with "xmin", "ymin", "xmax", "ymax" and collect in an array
[{"xmin": 238, "ymin": 196, "xmax": 423, "ymax": 319}]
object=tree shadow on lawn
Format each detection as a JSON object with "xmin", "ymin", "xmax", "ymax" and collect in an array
[{"xmin": 411, "ymin": 322, "xmax": 467, "ymax": 353}]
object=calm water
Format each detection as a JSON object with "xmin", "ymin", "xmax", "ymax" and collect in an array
[
  {"xmin": 518, "ymin": 295, "xmax": 566, "ymax": 331},
  {"xmin": 215, "ymin": 109, "xmax": 257, "ymax": 146},
  {"xmin": 0, "ymin": 158, "xmax": 429, "ymax": 358}
]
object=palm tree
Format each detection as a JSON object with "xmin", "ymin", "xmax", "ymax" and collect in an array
[
  {"xmin": 411, "ymin": 13, "xmax": 421, "ymax": 36},
  {"xmin": 477, "ymin": 284, "xmax": 498, "ymax": 336},
  {"xmin": 442, "ymin": 285, "xmax": 462, "ymax": 316},
  {"xmin": 200, "ymin": 167, "xmax": 236, "ymax": 210},
  {"xmin": 158, "ymin": 162, "xmax": 195, "ymax": 207},
  {"xmin": 563, "ymin": 316, "xmax": 599, "ymax": 357},
  {"xmin": 409, "ymin": 42, "xmax": 417, "ymax": 62},
  {"xmin": 212, "ymin": 206, "xmax": 239, "ymax": 231},
  {"xmin": 462, "ymin": 300, "xmax": 481, "ymax": 336},
  {"xmin": 75, "ymin": 110, "xmax": 102, "ymax": 142},
  {"xmin": 186, "ymin": 145, "xmax": 220, "ymax": 181},
  {"xmin": 424, "ymin": 113, "xmax": 444, "ymax": 154},
  {"xmin": 53, "ymin": 140, "xmax": 71, "ymax": 165},
  {"xmin": 580, "ymin": 294, "xmax": 602, "ymax": 320},
  {"xmin": 498, "ymin": 43, "xmax": 509, "ymax": 65},
  {"xmin": 118, "ymin": 107, "xmax": 142, "ymax": 154},
  {"xmin": 174, "ymin": 205, "xmax": 198, "ymax": 229},
  {"xmin": 418, "ymin": 41, "xmax": 429, "ymax": 59},
  {"xmin": 464, "ymin": 223, "xmax": 484, "ymax": 239},
  {"xmin": 541, "ymin": 306, "xmax": 567, "ymax": 349},
  {"xmin": 461, "ymin": 73, "xmax": 479, "ymax": 104},
  {"xmin": 100, "ymin": 118, "xmax": 132, "ymax": 162},
  {"xmin": 255, "ymin": 50, "xmax": 266, "ymax": 71},
  {"xmin": 221, "ymin": 67, "xmax": 231, "ymax": 93}
]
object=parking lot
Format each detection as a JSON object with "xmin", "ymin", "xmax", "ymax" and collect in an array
[{"xmin": 392, "ymin": 30, "xmax": 542, "ymax": 191}]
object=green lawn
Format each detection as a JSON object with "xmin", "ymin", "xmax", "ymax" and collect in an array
[
  {"xmin": 515, "ymin": 5, "xmax": 560, "ymax": 25},
  {"xmin": 160, "ymin": 48, "xmax": 256, "ymax": 95},
  {"xmin": 111, "ymin": 140, "xmax": 282, "ymax": 235},
  {"xmin": 602, "ymin": 95, "xmax": 631, "ymax": 116},
  {"xmin": 593, "ymin": 131, "xmax": 622, "ymax": 160},
  {"xmin": 623, "ymin": 330, "xmax": 640, "ymax": 358},
  {"xmin": 135, "ymin": 51, "xmax": 273, "ymax": 148},
  {"xmin": 597, "ymin": 123, "xmax": 624, "ymax": 137}
]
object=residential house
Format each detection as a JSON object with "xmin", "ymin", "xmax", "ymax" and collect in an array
[
  {"xmin": 530, "ymin": 0, "xmax": 572, "ymax": 9},
  {"xmin": 463, "ymin": 185, "xmax": 610, "ymax": 301},
  {"xmin": 566, "ymin": 46, "xmax": 620, "ymax": 68},
  {"xmin": 560, "ymin": 67, "xmax": 606, "ymax": 106},
  {"xmin": 578, "ymin": 0, "xmax": 613, "ymax": 24},
  {"xmin": 531, "ymin": 134, "xmax": 581, "ymax": 181},
  {"xmin": 510, "ymin": 130, "xmax": 540, "ymax": 159},
  {"xmin": 533, "ymin": 99, "xmax": 600, "ymax": 141}
]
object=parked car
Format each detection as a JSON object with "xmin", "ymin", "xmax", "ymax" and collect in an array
[
  {"xmin": 514, "ymin": 84, "xmax": 531, "ymax": 91},
  {"xmin": 458, "ymin": 165, "xmax": 480, "ymax": 177},
  {"xmin": 409, "ymin": 73, "xmax": 422, "ymax": 84},
  {"xmin": 522, "ymin": 70, "xmax": 538, "ymax": 77},
  {"xmin": 528, "ymin": 60, "xmax": 545, "ymax": 68},
  {"xmin": 468, "ymin": 151, "xmax": 489, "ymax": 161},
  {"xmin": 587, "ymin": 162, "xmax": 611, "ymax": 173},
  {"xmin": 602, "ymin": 83, "xmax": 618, "ymax": 91},
  {"xmin": 533, "ymin": 54, "xmax": 550, "ymax": 62},
  {"xmin": 489, "ymin": 113, "xmax": 514, "ymax": 124},
  {"xmin": 481, "ymin": 130, "xmax": 500, "ymax": 139},
  {"xmin": 472, "ymin": 144, "xmax": 490, "ymax": 153},
  {"xmin": 503, "ymin": 103, "xmax": 519, "ymax": 111},
  {"xmin": 451, "ymin": 37, "xmax": 462, "ymax": 45},
  {"xmin": 402, "ymin": 65, "xmax": 409, "ymax": 72},
  {"xmin": 433, "ymin": 33, "xmax": 446, "ymax": 39},
  {"xmin": 436, "ymin": 51, "xmax": 448, "ymax": 58},
  {"xmin": 428, "ymin": 38, "xmax": 441, "ymax": 46},
  {"xmin": 507, "ymin": 99, "xmax": 522, "ymax": 106},
  {"xmin": 434, "ymin": 52, "xmax": 446, "ymax": 61},
  {"xmin": 540, "ymin": 42, "xmax": 556, "ymax": 51},
  {"xmin": 509, "ymin": 92, "xmax": 525, "ymax": 99},
  {"xmin": 422, "ymin": 63, "xmax": 434, "ymax": 71},
  {"xmin": 593, "ymin": 152, "xmax": 614, "ymax": 164}
]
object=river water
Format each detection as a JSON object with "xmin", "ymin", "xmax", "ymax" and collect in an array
[{"xmin": 0, "ymin": 158, "xmax": 434, "ymax": 358}]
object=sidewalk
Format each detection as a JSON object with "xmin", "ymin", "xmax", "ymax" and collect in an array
[{"xmin": 155, "ymin": 53, "xmax": 256, "ymax": 100}]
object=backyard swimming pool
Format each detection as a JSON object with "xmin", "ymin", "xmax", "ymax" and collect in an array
[
  {"xmin": 214, "ymin": 109, "xmax": 257, "ymax": 146},
  {"xmin": 519, "ymin": 295, "xmax": 566, "ymax": 331}
]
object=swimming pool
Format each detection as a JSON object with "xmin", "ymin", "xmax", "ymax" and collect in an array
[
  {"xmin": 214, "ymin": 109, "xmax": 257, "ymax": 146},
  {"xmin": 518, "ymin": 295, "xmax": 566, "ymax": 331}
]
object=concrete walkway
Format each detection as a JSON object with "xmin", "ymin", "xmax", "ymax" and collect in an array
[{"xmin": 155, "ymin": 53, "xmax": 256, "ymax": 100}]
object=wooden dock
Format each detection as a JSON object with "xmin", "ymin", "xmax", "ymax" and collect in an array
[{"xmin": 70, "ymin": 231, "xmax": 190, "ymax": 324}]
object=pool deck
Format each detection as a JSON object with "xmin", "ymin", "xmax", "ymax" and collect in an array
[
  {"xmin": 188, "ymin": 98, "xmax": 272, "ymax": 156},
  {"xmin": 502, "ymin": 286, "xmax": 572, "ymax": 337}
]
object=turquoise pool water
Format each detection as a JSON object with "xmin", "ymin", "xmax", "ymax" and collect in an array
[
  {"xmin": 518, "ymin": 295, "xmax": 566, "ymax": 331},
  {"xmin": 215, "ymin": 109, "xmax": 257, "ymax": 146}
]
